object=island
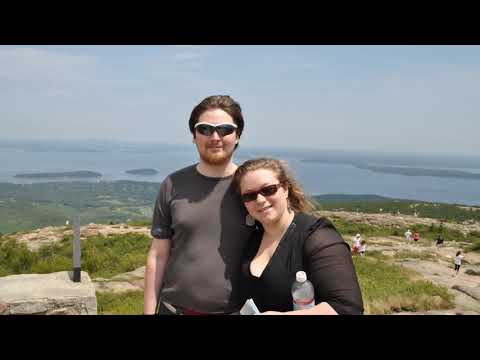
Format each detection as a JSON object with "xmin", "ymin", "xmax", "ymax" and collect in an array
[
  {"xmin": 14, "ymin": 171, "xmax": 102, "ymax": 179},
  {"xmin": 125, "ymin": 168, "xmax": 159, "ymax": 176},
  {"xmin": 355, "ymin": 164, "xmax": 480, "ymax": 180},
  {"xmin": 300, "ymin": 159, "xmax": 480, "ymax": 181}
]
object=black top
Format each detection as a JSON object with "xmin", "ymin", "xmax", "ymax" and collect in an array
[{"xmin": 240, "ymin": 213, "xmax": 364, "ymax": 315}]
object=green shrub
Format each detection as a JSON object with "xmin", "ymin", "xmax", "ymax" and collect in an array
[
  {"xmin": 97, "ymin": 290, "xmax": 144, "ymax": 315},
  {"xmin": 0, "ymin": 233, "xmax": 151, "ymax": 278},
  {"xmin": 353, "ymin": 256, "xmax": 454, "ymax": 314},
  {"xmin": 466, "ymin": 241, "xmax": 480, "ymax": 253}
]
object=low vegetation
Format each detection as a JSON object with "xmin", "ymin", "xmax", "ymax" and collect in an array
[
  {"xmin": 313, "ymin": 194, "xmax": 480, "ymax": 223},
  {"xmin": 97, "ymin": 290, "xmax": 144, "ymax": 315},
  {"xmin": 353, "ymin": 256, "xmax": 454, "ymax": 314},
  {"xmin": 329, "ymin": 217, "xmax": 480, "ymax": 244},
  {"xmin": 0, "ymin": 233, "xmax": 151, "ymax": 278},
  {"xmin": 466, "ymin": 240, "xmax": 480, "ymax": 253}
]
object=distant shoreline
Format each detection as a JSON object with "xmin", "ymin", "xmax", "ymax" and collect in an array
[
  {"xmin": 356, "ymin": 164, "xmax": 480, "ymax": 180},
  {"xmin": 301, "ymin": 160, "xmax": 480, "ymax": 180},
  {"xmin": 14, "ymin": 171, "xmax": 102, "ymax": 179}
]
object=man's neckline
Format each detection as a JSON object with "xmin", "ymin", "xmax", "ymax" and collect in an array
[{"xmin": 195, "ymin": 163, "xmax": 237, "ymax": 179}]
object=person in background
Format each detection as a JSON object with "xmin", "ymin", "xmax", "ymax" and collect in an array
[
  {"xmin": 359, "ymin": 240, "xmax": 367, "ymax": 257},
  {"xmin": 144, "ymin": 95, "xmax": 255, "ymax": 315},
  {"xmin": 436, "ymin": 234, "xmax": 444, "ymax": 248},
  {"xmin": 404, "ymin": 229, "xmax": 412, "ymax": 242},
  {"xmin": 454, "ymin": 250, "xmax": 464, "ymax": 276},
  {"xmin": 233, "ymin": 157, "xmax": 364, "ymax": 315},
  {"xmin": 352, "ymin": 233, "xmax": 362, "ymax": 255},
  {"xmin": 413, "ymin": 231, "xmax": 420, "ymax": 243}
]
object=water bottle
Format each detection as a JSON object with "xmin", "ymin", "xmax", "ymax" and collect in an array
[{"xmin": 292, "ymin": 271, "xmax": 315, "ymax": 310}]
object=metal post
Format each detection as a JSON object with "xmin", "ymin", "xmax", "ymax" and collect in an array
[{"xmin": 73, "ymin": 219, "xmax": 81, "ymax": 282}]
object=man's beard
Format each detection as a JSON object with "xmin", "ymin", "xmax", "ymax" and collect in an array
[{"xmin": 199, "ymin": 146, "xmax": 234, "ymax": 165}]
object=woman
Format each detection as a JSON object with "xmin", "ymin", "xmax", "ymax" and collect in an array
[{"xmin": 233, "ymin": 158, "xmax": 364, "ymax": 315}]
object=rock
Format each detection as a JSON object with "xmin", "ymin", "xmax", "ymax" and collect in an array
[
  {"xmin": 0, "ymin": 271, "xmax": 97, "ymax": 315},
  {"xmin": 47, "ymin": 307, "xmax": 79, "ymax": 315},
  {"xmin": 93, "ymin": 266, "xmax": 145, "ymax": 293},
  {"xmin": 110, "ymin": 266, "xmax": 145, "ymax": 282},
  {"xmin": 452, "ymin": 285, "xmax": 480, "ymax": 302},
  {"xmin": 381, "ymin": 250, "xmax": 395, "ymax": 257},
  {"xmin": 0, "ymin": 302, "xmax": 7, "ymax": 314},
  {"xmin": 94, "ymin": 281, "xmax": 139, "ymax": 293}
]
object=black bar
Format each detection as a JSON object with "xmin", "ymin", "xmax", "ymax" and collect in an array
[{"xmin": 73, "ymin": 267, "xmax": 81, "ymax": 283}]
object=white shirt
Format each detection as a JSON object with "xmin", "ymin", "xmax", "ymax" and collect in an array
[
  {"xmin": 353, "ymin": 236, "xmax": 361, "ymax": 247},
  {"xmin": 405, "ymin": 231, "xmax": 412, "ymax": 238},
  {"xmin": 360, "ymin": 244, "xmax": 366, "ymax": 252},
  {"xmin": 455, "ymin": 255, "xmax": 464, "ymax": 265}
]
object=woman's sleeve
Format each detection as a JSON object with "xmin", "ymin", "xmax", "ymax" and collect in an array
[{"xmin": 304, "ymin": 227, "xmax": 364, "ymax": 315}]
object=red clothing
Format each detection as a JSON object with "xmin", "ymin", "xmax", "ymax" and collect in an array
[{"xmin": 413, "ymin": 232, "xmax": 420, "ymax": 241}]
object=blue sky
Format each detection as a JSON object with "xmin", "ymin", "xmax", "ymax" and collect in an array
[{"xmin": 1, "ymin": 45, "xmax": 479, "ymax": 155}]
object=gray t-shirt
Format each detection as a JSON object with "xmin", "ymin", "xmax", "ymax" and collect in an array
[{"xmin": 151, "ymin": 164, "xmax": 254, "ymax": 313}]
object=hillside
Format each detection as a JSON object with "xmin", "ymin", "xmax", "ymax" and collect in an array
[
  {"xmin": 2, "ymin": 210, "xmax": 480, "ymax": 314},
  {"xmin": 3, "ymin": 182, "xmax": 480, "ymax": 236}
]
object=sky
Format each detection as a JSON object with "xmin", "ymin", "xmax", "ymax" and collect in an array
[{"xmin": 1, "ymin": 45, "xmax": 480, "ymax": 156}]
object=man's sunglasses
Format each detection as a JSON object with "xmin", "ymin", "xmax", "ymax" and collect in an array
[
  {"xmin": 241, "ymin": 183, "xmax": 283, "ymax": 203},
  {"xmin": 194, "ymin": 122, "xmax": 238, "ymax": 137}
]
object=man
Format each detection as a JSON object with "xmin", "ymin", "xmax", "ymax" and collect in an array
[{"xmin": 144, "ymin": 95, "xmax": 255, "ymax": 315}]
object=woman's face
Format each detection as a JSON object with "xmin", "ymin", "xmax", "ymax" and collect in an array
[{"xmin": 239, "ymin": 168, "xmax": 289, "ymax": 226}]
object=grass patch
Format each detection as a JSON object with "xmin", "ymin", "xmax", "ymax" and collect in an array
[
  {"xmin": 0, "ymin": 233, "xmax": 151, "ymax": 278},
  {"xmin": 363, "ymin": 250, "xmax": 391, "ymax": 261},
  {"xmin": 353, "ymin": 256, "xmax": 454, "ymax": 314},
  {"xmin": 466, "ymin": 240, "xmax": 480, "ymax": 253},
  {"xmin": 126, "ymin": 218, "xmax": 152, "ymax": 227},
  {"xmin": 327, "ymin": 216, "xmax": 479, "ymax": 244},
  {"xmin": 393, "ymin": 250, "xmax": 436, "ymax": 261},
  {"xmin": 97, "ymin": 290, "xmax": 144, "ymax": 315}
]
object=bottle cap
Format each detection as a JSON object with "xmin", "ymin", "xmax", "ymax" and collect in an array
[{"xmin": 296, "ymin": 271, "xmax": 307, "ymax": 282}]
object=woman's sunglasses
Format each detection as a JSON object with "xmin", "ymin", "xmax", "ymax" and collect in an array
[
  {"xmin": 241, "ymin": 183, "xmax": 283, "ymax": 203},
  {"xmin": 194, "ymin": 122, "xmax": 238, "ymax": 137}
]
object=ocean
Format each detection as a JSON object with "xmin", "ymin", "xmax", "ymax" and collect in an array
[{"xmin": 1, "ymin": 139, "xmax": 480, "ymax": 206}]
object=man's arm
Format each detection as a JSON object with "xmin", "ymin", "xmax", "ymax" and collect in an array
[{"xmin": 144, "ymin": 237, "xmax": 171, "ymax": 314}]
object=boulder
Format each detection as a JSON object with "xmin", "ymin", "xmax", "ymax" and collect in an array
[{"xmin": 0, "ymin": 271, "xmax": 97, "ymax": 315}]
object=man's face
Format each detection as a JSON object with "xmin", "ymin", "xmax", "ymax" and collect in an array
[{"xmin": 193, "ymin": 109, "xmax": 239, "ymax": 166}]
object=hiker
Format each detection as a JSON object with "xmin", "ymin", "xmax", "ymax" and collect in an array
[
  {"xmin": 359, "ymin": 240, "xmax": 367, "ymax": 257},
  {"xmin": 404, "ymin": 229, "xmax": 412, "ymax": 242},
  {"xmin": 413, "ymin": 231, "xmax": 420, "ymax": 243},
  {"xmin": 144, "ymin": 95, "xmax": 255, "ymax": 315},
  {"xmin": 436, "ymin": 234, "xmax": 444, "ymax": 248},
  {"xmin": 233, "ymin": 157, "xmax": 364, "ymax": 315},
  {"xmin": 352, "ymin": 233, "xmax": 362, "ymax": 255},
  {"xmin": 454, "ymin": 251, "xmax": 464, "ymax": 276}
]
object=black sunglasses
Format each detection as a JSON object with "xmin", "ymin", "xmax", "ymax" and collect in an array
[
  {"xmin": 194, "ymin": 122, "xmax": 238, "ymax": 137},
  {"xmin": 241, "ymin": 183, "xmax": 283, "ymax": 203}
]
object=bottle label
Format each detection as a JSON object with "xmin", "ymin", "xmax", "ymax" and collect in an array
[{"xmin": 293, "ymin": 298, "xmax": 315, "ymax": 310}]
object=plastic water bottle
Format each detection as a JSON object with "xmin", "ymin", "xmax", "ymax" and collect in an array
[{"xmin": 292, "ymin": 271, "xmax": 315, "ymax": 310}]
